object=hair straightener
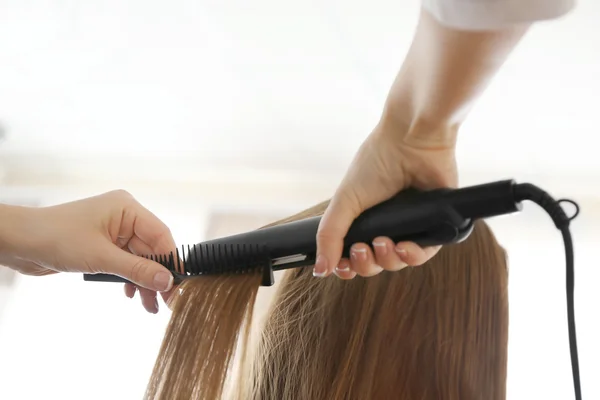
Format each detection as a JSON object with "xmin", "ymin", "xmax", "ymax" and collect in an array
[{"xmin": 83, "ymin": 179, "xmax": 582, "ymax": 400}]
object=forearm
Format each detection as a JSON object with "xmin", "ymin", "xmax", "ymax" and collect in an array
[
  {"xmin": 0, "ymin": 204, "xmax": 32, "ymax": 261},
  {"xmin": 382, "ymin": 9, "xmax": 528, "ymax": 146}
]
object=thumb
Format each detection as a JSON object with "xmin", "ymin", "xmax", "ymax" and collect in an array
[
  {"xmin": 315, "ymin": 190, "xmax": 363, "ymax": 277},
  {"xmin": 99, "ymin": 246, "xmax": 174, "ymax": 292}
]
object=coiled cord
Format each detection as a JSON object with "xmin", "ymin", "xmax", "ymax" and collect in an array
[{"xmin": 514, "ymin": 183, "xmax": 581, "ymax": 400}]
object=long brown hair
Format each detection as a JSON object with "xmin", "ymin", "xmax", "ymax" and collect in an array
[
  {"xmin": 145, "ymin": 273, "xmax": 261, "ymax": 400},
  {"xmin": 146, "ymin": 201, "xmax": 509, "ymax": 400}
]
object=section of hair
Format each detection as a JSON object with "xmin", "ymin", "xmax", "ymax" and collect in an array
[
  {"xmin": 249, "ymin": 220, "xmax": 509, "ymax": 400},
  {"xmin": 143, "ymin": 203, "xmax": 328, "ymax": 400},
  {"xmin": 145, "ymin": 273, "xmax": 261, "ymax": 400}
]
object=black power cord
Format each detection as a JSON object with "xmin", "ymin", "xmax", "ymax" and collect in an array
[{"xmin": 514, "ymin": 183, "xmax": 582, "ymax": 400}]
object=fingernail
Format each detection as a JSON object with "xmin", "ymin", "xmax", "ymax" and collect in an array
[
  {"xmin": 313, "ymin": 255, "xmax": 328, "ymax": 277},
  {"xmin": 154, "ymin": 272, "xmax": 174, "ymax": 292},
  {"xmin": 335, "ymin": 261, "xmax": 351, "ymax": 272},
  {"xmin": 373, "ymin": 241, "xmax": 388, "ymax": 256},
  {"xmin": 351, "ymin": 247, "xmax": 367, "ymax": 262},
  {"xmin": 395, "ymin": 247, "xmax": 408, "ymax": 261},
  {"xmin": 153, "ymin": 298, "xmax": 159, "ymax": 313}
]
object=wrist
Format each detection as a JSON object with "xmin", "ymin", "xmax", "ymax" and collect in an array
[
  {"xmin": 379, "ymin": 63, "xmax": 461, "ymax": 150},
  {"xmin": 379, "ymin": 102, "xmax": 460, "ymax": 150}
]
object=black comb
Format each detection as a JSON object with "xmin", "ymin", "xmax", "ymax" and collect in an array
[{"xmin": 83, "ymin": 242, "xmax": 274, "ymax": 286}]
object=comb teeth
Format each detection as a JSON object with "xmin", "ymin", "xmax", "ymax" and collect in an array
[{"xmin": 143, "ymin": 243, "xmax": 268, "ymax": 278}]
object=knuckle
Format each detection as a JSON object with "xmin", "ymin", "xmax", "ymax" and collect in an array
[
  {"xmin": 153, "ymin": 228, "xmax": 174, "ymax": 249},
  {"xmin": 111, "ymin": 189, "xmax": 130, "ymax": 197},
  {"xmin": 129, "ymin": 259, "xmax": 150, "ymax": 283},
  {"xmin": 109, "ymin": 189, "xmax": 134, "ymax": 201},
  {"xmin": 163, "ymin": 226, "xmax": 173, "ymax": 239},
  {"xmin": 315, "ymin": 228, "xmax": 335, "ymax": 243},
  {"xmin": 334, "ymin": 188, "xmax": 364, "ymax": 217},
  {"xmin": 316, "ymin": 192, "xmax": 362, "ymax": 240}
]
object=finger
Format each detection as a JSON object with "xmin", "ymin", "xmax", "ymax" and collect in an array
[
  {"xmin": 124, "ymin": 276, "xmax": 174, "ymax": 306},
  {"xmin": 394, "ymin": 241, "xmax": 442, "ymax": 267},
  {"xmin": 372, "ymin": 236, "xmax": 408, "ymax": 271},
  {"xmin": 124, "ymin": 283, "xmax": 137, "ymax": 298},
  {"xmin": 127, "ymin": 235, "xmax": 155, "ymax": 257},
  {"xmin": 124, "ymin": 237, "xmax": 168, "ymax": 303},
  {"xmin": 95, "ymin": 244, "xmax": 174, "ymax": 292},
  {"xmin": 333, "ymin": 258, "xmax": 357, "ymax": 280},
  {"xmin": 349, "ymin": 243, "xmax": 383, "ymax": 277},
  {"xmin": 138, "ymin": 287, "xmax": 159, "ymax": 314},
  {"xmin": 315, "ymin": 190, "xmax": 363, "ymax": 278},
  {"xmin": 160, "ymin": 286, "xmax": 178, "ymax": 309},
  {"xmin": 127, "ymin": 202, "xmax": 177, "ymax": 254}
]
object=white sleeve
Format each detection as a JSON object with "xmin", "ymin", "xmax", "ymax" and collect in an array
[{"xmin": 421, "ymin": 0, "xmax": 576, "ymax": 30}]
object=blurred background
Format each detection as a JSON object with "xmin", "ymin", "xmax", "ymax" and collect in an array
[{"xmin": 0, "ymin": 0, "xmax": 598, "ymax": 399}]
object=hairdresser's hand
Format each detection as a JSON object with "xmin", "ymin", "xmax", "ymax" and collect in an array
[
  {"xmin": 0, "ymin": 190, "xmax": 177, "ymax": 313},
  {"xmin": 315, "ymin": 116, "xmax": 458, "ymax": 279}
]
